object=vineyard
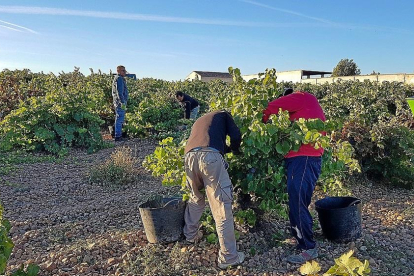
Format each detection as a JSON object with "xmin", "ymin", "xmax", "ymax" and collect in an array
[{"xmin": 0, "ymin": 67, "xmax": 414, "ymax": 275}]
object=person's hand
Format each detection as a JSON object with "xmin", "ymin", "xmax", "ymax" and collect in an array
[{"xmin": 121, "ymin": 103, "xmax": 127, "ymax": 110}]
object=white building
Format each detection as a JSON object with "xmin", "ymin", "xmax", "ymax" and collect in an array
[
  {"xmin": 242, "ymin": 70, "xmax": 332, "ymax": 83},
  {"xmin": 242, "ymin": 69, "xmax": 414, "ymax": 85},
  {"xmin": 186, "ymin": 71, "xmax": 233, "ymax": 83}
]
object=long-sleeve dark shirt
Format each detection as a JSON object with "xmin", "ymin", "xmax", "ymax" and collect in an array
[
  {"xmin": 181, "ymin": 94, "xmax": 199, "ymax": 119},
  {"xmin": 185, "ymin": 111, "xmax": 241, "ymax": 154}
]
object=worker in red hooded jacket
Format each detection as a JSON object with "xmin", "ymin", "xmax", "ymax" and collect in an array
[{"xmin": 262, "ymin": 88, "xmax": 326, "ymax": 264}]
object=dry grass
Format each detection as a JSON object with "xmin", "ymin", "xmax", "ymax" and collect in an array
[
  {"xmin": 88, "ymin": 146, "xmax": 138, "ymax": 187},
  {"xmin": 122, "ymin": 243, "xmax": 192, "ymax": 276}
]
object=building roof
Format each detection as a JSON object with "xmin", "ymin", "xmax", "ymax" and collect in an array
[
  {"xmin": 193, "ymin": 71, "xmax": 232, "ymax": 78},
  {"xmin": 301, "ymin": 70, "xmax": 332, "ymax": 76}
]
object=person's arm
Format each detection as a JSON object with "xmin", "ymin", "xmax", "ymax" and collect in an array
[
  {"xmin": 124, "ymin": 79, "xmax": 128, "ymax": 103},
  {"xmin": 117, "ymin": 77, "xmax": 126, "ymax": 103},
  {"xmin": 226, "ymin": 113, "xmax": 242, "ymax": 154},
  {"xmin": 184, "ymin": 101, "xmax": 191, "ymax": 119},
  {"xmin": 126, "ymin": 73, "xmax": 136, "ymax": 80},
  {"xmin": 262, "ymin": 93, "xmax": 304, "ymax": 123}
]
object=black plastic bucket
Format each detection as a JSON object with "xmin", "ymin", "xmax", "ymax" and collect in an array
[
  {"xmin": 139, "ymin": 197, "xmax": 186, "ymax": 243},
  {"xmin": 315, "ymin": 196, "xmax": 362, "ymax": 243}
]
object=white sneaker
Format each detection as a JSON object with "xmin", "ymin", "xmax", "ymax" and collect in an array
[{"xmin": 218, "ymin": 252, "xmax": 245, "ymax": 269}]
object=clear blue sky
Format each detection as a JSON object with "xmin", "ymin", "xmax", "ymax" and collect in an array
[{"xmin": 0, "ymin": 1, "xmax": 413, "ymax": 80}]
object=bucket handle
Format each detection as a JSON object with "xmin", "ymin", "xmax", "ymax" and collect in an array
[
  {"xmin": 348, "ymin": 199, "xmax": 361, "ymax": 207},
  {"xmin": 163, "ymin": 198, "xmax": 181, "ymax": 208}
]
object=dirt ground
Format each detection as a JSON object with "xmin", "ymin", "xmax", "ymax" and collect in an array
[{"xmin": 1, "ymin": 138, "xmax": 413, "ymax": 276}]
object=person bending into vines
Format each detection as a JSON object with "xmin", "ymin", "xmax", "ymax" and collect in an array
[
  {"xmin": 176, "ymin": 91, "xmax": 200, "ymax": 119},
  {"xmin": 263, "ymin": 88, "xmax": 326, "ymax": 264},
  {"xmin": 183, "ymin": 110, "xmax": 245, "ymax": 269}
]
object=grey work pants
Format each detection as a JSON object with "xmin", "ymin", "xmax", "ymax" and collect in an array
[{"xmin": 183, "ymin": 150, "xmax": 238, "ymax": 265}]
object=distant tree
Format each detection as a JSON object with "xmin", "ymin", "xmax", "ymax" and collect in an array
[
  {"xmin": 370, "ymin": 70, "xmax": 380, "ymax": 75},
  {"xmin": 332, "ymin": 59, "xmax": 361, "ymax": 77}
]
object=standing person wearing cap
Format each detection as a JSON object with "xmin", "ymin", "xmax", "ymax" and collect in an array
[
  {"xmin": 112, "ymin": 65, "xmax": 130, "ymax": 142},
  {"xmin": 262, "ymin": 90, "xmax": 326, "ymax": 264},
  {"xmin": 176, "ymin": 91, "xmax": 200, "ymax": 119},
  {"xmin": 183, "ymin": 110, "xmax": 245, "ymax": 269}
]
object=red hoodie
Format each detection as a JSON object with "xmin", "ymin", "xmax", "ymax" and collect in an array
[{"xmin": 262, "ymin": 91, "xmax": 326, "ymax": 158}]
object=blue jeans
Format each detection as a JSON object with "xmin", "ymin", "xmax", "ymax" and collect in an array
[
  {"xmin": 190, "ymin": 106, "xmax": 200, "ymax": 119},
  {"xmin": 285, "ymin": 156, "xmax": 322, "ymax": 250},
  {"xmin": 115, "ymin": 106, "xmax": 126, "ymax": 138}
]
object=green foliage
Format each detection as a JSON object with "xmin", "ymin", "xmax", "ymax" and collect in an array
[
  {"xmin": 234, "ymin": 209, "xmax": 257, "ymax": 228},
  {"xmin": 200, "ymin": 211, "xmax": 216, "ymax": 244},
  {"xmin": 143, "ymin": 68, "xmax": 361, "ymax": 215},
  {"xmin": 0, "ymin": 69, "xmax": 46, "ymax": 120},
  {"xmin": 9, "ymin": 264, "xmax": 40, "ymax": 276},
  {"xmin": 332, "ymin": 59, "xmax": 361, "ymax": 77},
  {"xmin": 206, "ymin": 233, "xmax": 219, "ymax": 244},
  {"xmin": 143, "ymin": 137, "xmax": 186, "ymax": 188},
  {"xmin": 367, "ymin": 121, "xmax": 414, "ymax": 188},
  {"xmin": 83, "ymin": 68, "xmax": 115, "ymax": 121},
  {"xmin": 199, "ymin": 210, "xmax": 240, "ymax": 244},
  {"xmin": 88, "ymin": 146, "xmax": 138, "ymax": 187},
  {"xmin": 270, "ymin": 229, "xmax": 288, "ymax": 246},
  {"xmin": 234, "ymin": 230, "xmax": 240, "ymax": 240},
  {"xmin": 0, "ymin": 68, "xmax": 228, "ymax": 154},
  {"xmin": 299, "ymin": 250, "xmax": 370, "ymax": 276},
  {"xmin": 295, "ymin": 80, "xmax": 414, "ymax": 187},
  {"xmin": 125, "ymin": 94, "xmax": 183, "ymax": 139},
  {"xmin": 125, "ymin": 78, "xmax": 225, "ymax": 140},
  {"xmin": 212, "ymin": 68, "xmax": 360, "ymax": 211},
  {"xmin": 250, "ymin": 247, "xmax": 257, "ymax": 256},
  {"xmin": 2, "ymin": 66, "xmax": 412, "ymax": 192},
  {"xmin": 0, "ymin": 202, "xmax": 39, "ymax": 276},
  {"xmin": 0, "ymin": 70, "xmax": 108, "ymax": 155},
  {"xmin": 0, "ymin": 204, "xmax": 13, "ymax": 274}
]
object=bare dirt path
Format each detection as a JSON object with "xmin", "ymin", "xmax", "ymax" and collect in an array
[{"xmin": 1, "ymin": 138, "xmax": 413, "ymax": 276}]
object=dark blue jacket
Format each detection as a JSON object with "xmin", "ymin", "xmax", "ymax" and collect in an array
[
  {"xmin": 181, "ymin": 94, "xmax": 199, "ymax": 119},
  {"xmin": 112, "ymin": 75, "xmax": 128, "ymax": 107}
]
